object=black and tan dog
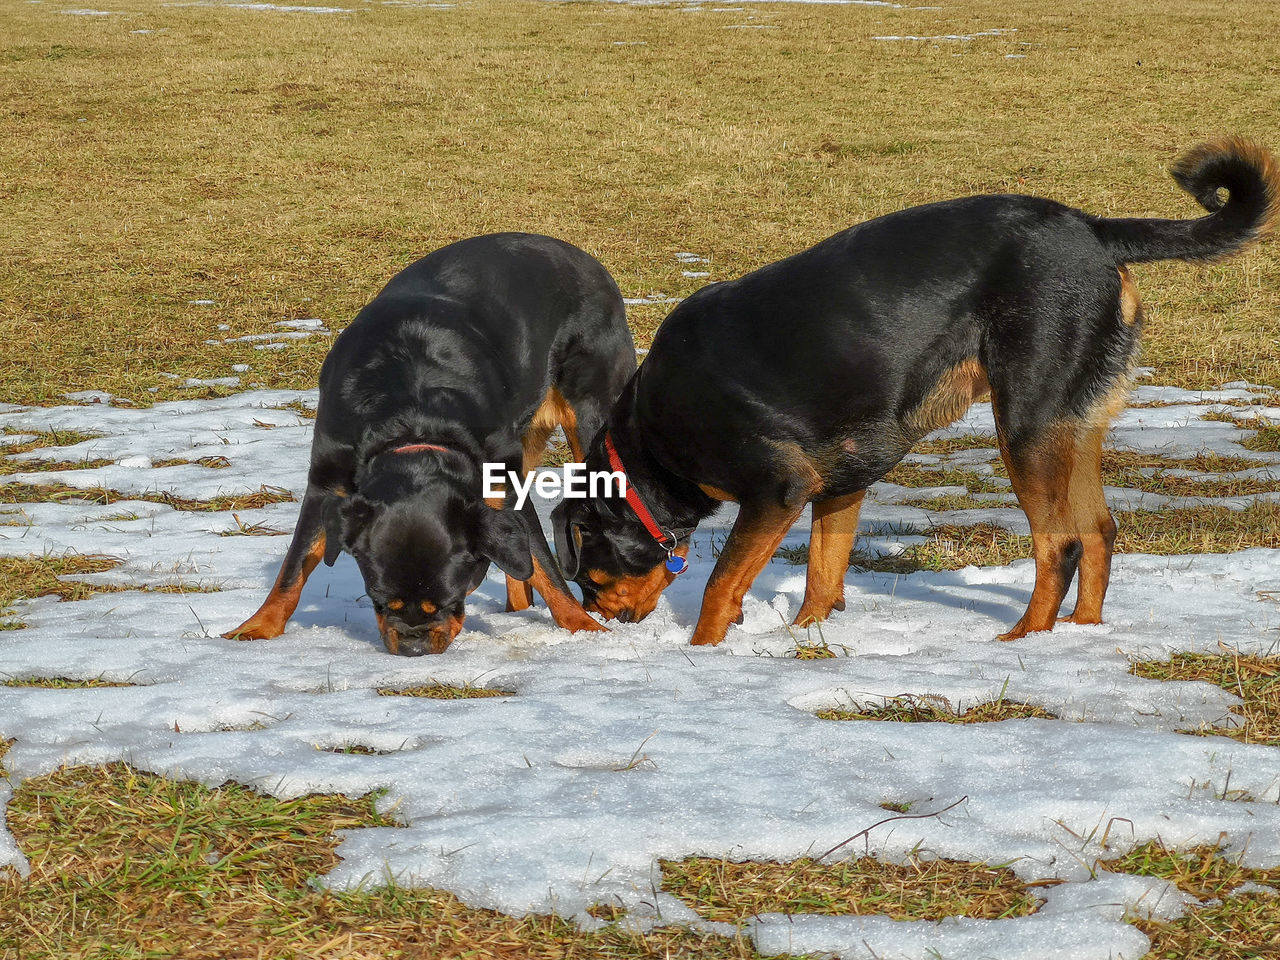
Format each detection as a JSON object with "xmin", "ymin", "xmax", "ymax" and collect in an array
[
  {"xmin": 553, "ymin": 138, "xmax": 1279, "ymax": 647},
  {"xmin": 226, "ymin": 233, "xmax": 634, "ymax": 655}
]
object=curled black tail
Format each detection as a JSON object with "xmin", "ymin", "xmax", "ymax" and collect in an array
[{"xmin": 1090, "ymin": 136, "xmax": 1280, "ymax": 264}]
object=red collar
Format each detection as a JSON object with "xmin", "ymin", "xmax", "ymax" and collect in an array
[
  {"xmin": 390, "ymin": 442, "xmax": 449, "ymax": 455},
  {"xmin": 604, "ymin": 431, "xmax": 684, "ymax": 551}
]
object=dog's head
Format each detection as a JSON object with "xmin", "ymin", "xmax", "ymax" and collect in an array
[
  {"xmin": 333, "ymin": 490, "xmax": 531, "ymax": 656},
  {"xmin": 551, "ymin": 495, "xmax": 686, "ymax": 625}
]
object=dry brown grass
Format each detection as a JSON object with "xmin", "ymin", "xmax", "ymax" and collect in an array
[
  {"xmin": 1099, "ymin": 449, "xmax": 1280, "ymax": 498},
  {"xmin": 1100, "ymin": 841, "xmax": 1280, "ymax": 959},
  {"xmin": 1, "ymin": 0, "xmax": 1279, "ymax": 405},
  {"xmin": 1131, "ymin": 651, "xmax": 1280, "ymax": 745},
  {"xmin": 0, "ymin": 428, "xmax": 103, "ymax": 453},
  {"xmin": 910, "ymin": 435, "xmax": 999, "ymax": 455},
  {"xmin": 909, "ymin": 493, "xmax": 1008, "ymax": 512},
  {"xmin": 817, "ymin": 694, "xmax": 1056, "ymax": 724},
  {"xmin": 0, "ymin": 552, "xmax": 123, "ymax": 603},
  {"xmin": 376, "ymin": 684, "xmax": 515, "ymax": 699},
  {"xmin": 885, "ymin": 450, "xmax": 1280, "ymax": 501},
  {"xmin": 0, "ymin": 553, "xmax": 220, "ymax": 630},
  {"xmin": 2, "ymin": 675, "xmax": 137, "ymax": 689},
  {"xmin": 217, "ymin": 513, "xmax": 288, "ymax": 537},
  {"xmin": 854, "ymin": 523, "xmax": 1029, "ymax": 573},
  {"xmin": 0, "ymin": 481, "xmax": 293, "ymax": 512},
  {"xmin": 661, "ymin": 853, "xmax": 1041, "ymax": 922},
  {"xmin": 825, "ymin": 502, "xmax": 1280, "ymax": 575},
  {"xmin": 1237, "ymin": 418, "xmax": 1280, "ymax": 453},
  {"xmin": 0, "ymin": 430, "xmax": 115, "ymax": 475},
  {"xmin": 880, "ymin": 463, "xmax": 1009, "ymax": 493},
  {"xmin": 0, "ymin": 457, "xmax": 115, "ymax": 476},
  {"xmin": 0, "ymin": 764, "xmax": 792, "ymax": 959},
  {"xmin": 151, "ymin": 456, "xmax": 232, "ymax": 469}
]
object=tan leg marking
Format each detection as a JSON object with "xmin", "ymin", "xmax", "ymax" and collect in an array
[
  {"xmin": 529, "ymin": 556, "xmax": 607, "ymax": 633},
  {"xmin": 222, "ymin": 529, "xmax": 326, "ymax": 640},
  {"xmin": 1058, "ymin": 424, "xmax": 1116, "ymax": 626},
  {"xmin": 691, "ymin": 501, "xmax": 807, "ymax": 647},
  {"xmin": 794, "ymin": 491, "xmax": 865, "ymax": 627},
  {"xmin": 997, "ymin": 424, "xmax": 1080, "ymax": 641},
  {"xmin": 505, "ymin": 575, "xmax": 534, "ymax": 612}
]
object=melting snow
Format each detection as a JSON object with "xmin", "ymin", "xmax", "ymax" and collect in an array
[{"xmin": 1, "ymin": 384, "xmax": 1279, "ymax": 958}]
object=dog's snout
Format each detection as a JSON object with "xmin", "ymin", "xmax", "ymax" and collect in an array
[
  {"xmin": 379, "ymin": 610, "xmax": 462, "ymax": 656},
  {"xmin": 391, "ymin": 631, "xmax": 434, "ymax": 657},
  {"xmin": 383, "ymin": 623, "xmax": 454, "ymax": 657}
]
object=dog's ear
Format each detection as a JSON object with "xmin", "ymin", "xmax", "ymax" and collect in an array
[
  {"xmin": 474, "ymin": 506, "xmax": 533, "ymax": 582},
  {"xmin": 322, "ymin": 498, "xmax": 344, "ymax": 566},
  {"xmin": 550, "ymin": 501, "xmax": 582, "ymax": 580},
  {"xmin": 336, "ymin": 495, "xmax": 378, "ymax": 558}
]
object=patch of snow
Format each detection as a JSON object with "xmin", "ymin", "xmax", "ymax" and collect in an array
[
  {"xmin": 1, "ymin": 386, "xmax": 1279, "ymax": 960},
  {"xmin": 875, "ymin": 28, "xmax": 1015, "ymax": 40},
  {"xmin": 61, "ymin": 390, "xmax": 113, "ymax": 404}
]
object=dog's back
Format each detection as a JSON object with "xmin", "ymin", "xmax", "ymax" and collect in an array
[{"xmin": 318, "ymin": 233, "xmax": 633, "ymax": 457}]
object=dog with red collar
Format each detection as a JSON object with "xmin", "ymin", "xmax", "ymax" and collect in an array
[
  {"xmin": 553, "ymin": 138, "xmax": 1280, "ymax": 646},
  {"xmin": 225, "ymin": 233, "xmax": 634, "ymax": 655}
]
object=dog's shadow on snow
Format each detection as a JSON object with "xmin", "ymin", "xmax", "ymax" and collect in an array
[{"xmin": 753, "ymin": 561, "xmax": 1036, "ymax": 628}]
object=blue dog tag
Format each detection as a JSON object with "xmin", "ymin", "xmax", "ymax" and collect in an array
[{"xmin": 665, "ymin": 553, "xmax": 688, "ymax": 575}]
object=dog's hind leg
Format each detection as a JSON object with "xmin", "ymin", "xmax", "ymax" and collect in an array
[
  {"xmin": 1060, "ymin": 423, "xmax": 1119, "ymax": 626},
  {"xmin": 994, "ymin": 422, "xmax": 1084, "ymax": 641},
  {"xmin": 223, "ymin": 488, "xmax": 329, "ymax": 640},
  {"xmin": 794, "ymin": 491, "xmax": 865, "ymax": 627}
]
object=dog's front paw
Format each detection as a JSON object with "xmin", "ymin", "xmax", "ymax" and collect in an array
[
  {"xmin": 563, "ymin": 610, "xmax": 609, "ymax": 634},
  {"xmin": 221, "ymin": 608, "xmax": 288, "ymax": 641}
]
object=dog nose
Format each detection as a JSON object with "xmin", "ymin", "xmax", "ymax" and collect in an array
[
  {"xmin": 393, "ymin": 633, "xmax": 432, "ymax": 657},
  {"xmin": 617, "ymin": 607, "xmax": 636, "ymax": 623},
  {"xmin": 382, "ymin": 618, "xmax": 454, "ymax": 656}
]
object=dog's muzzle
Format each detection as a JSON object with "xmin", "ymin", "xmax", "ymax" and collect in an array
[{"xmin": 378, "ymin": 613, "xmax": 461, "ymax": 656}]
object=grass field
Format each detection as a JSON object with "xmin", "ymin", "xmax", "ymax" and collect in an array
[
  {"xmin": 2, "ymin": 0, "xmax": 1280, "ymax": 405},
  {"xmin": 3, "ymin": 0, "xmax": 1280, "ymax": 956}
]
